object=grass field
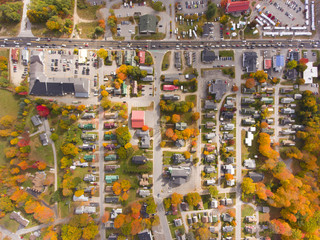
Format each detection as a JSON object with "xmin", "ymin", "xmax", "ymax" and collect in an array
[
  {"xmin": 77, "ymin": 0, "xmax": 104, "ymax": 20},
  {"xmin": 0, "ymin": 214, "xmax": 20, "ymax": 232},
  {"xmin": 30, "ymin": 135, "xmax": 54, "ymax": 167},
  {"xmin": 78, "ymin": 21, "xmax": 102, "ymax": 39},
  {"xmin": 0, "ymin": 20, "xmax": 22, "ymax": 37},
  {"xmin": 162, "ymin": 51, "xmax": 171, "ymax": 71},
  {"xmin": 135, "ymin": 32, "xmax": 166, "ymax": 40}
]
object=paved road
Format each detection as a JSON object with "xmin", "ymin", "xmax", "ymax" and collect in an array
[{"xmin": 18, "ymin": 0, "xmax": 34, "ymax": 37}]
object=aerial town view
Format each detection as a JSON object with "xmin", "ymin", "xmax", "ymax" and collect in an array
[{"xmin": 0, "ymin": 0, "xmax": 320, "ymax": 239}]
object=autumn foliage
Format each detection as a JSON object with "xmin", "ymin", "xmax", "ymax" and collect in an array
[{"xmin": 36, "ymin": 105, "xmax": 50, "ymax": 117}]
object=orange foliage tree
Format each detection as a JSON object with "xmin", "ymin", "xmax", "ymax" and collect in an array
[
  {"xmin": 171, "ymin": 192, "xmax": 183, "ymax": 206},
  {"xmin": 130, "ymin": 219, "xmax": 142, "ymax": 235},
  {"xmin": 131, "ymin": 202, "xmax": 141, "ymax": 219},
  {"xmin": 114, "ymin": 214, "xmax": 125, "ymax": 228},
  {"xmin": 245, "ymin": 78, "xmax": 255, "ymax": 88},
  {"xmin": 165, "ymin": 128, "xmax": 174, "ymax": 138},
  {"xmin": 171, "ymin": 114, "xmax": 181, "ymax": 123},
  {"xmin": 33, "ymin": 205, "xmax": 55, "ymax": 223},
  {"xmin": 101, "ymin": 211, "xmax": 110, "ymax": 223}
]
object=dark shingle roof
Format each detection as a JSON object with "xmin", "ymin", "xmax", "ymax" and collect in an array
[{"xmin": 139, "ymin": 15, "xmax": 158, "ymax": 33}]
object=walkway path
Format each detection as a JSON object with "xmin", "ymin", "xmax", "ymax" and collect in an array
[{"xmin": 19, "ymin": 0, "xmax": 34, "ymax": 37}]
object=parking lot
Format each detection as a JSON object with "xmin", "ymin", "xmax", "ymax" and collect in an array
[
  {"xmin": 117, "ymin": 22, "xmax": 135, "ymax": 41},
  {"xmin": 252, "ymin": 0, "xmax": 305, "ymax": 27},
  {"xmin": 176, "ymin": 0, "xmax": 208, "ymax": 14},
  {"xmin": 141, "ymin": 84, "xmax": 153, "ymax": 97}
]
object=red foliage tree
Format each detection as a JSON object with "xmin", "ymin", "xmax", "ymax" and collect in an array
[{"xmin": 36, "ymin": 105, "xmax": 50, "ymax": 117}]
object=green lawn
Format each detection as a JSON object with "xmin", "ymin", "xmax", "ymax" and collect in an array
[
  {"xmin": 78, "ymin": 21, "xmax": 101, "ymax": 39},
  {"xmin": 77, "ymin": 0, "xmax": 104, "ymax": 20},
  {"xmin": 0, "ymin": 214, "xmax": 20, "ymax": 232},
  {"xmin": 219, "ymin": 50, "xmax": 234, "ymax": 59},
  {"xmin": 162, "ymin": 51, "xmax": 171, "ymax": 71},
  {"xmin": 135, "ymin": 32, "xmax": 166, "ymax": 40},
  {"xmin": 0, "ymin": 89, "xmax": 19, "ymax": 118},
  {"xmin": 185, "ymin": 94, "xmax": 197, "ymax": 107},
  {"xmin": 242, "ymin": 204, "xmax": 255, "ymax": 218},
  {"xmin": 30, "ymin": 135, "xmax": 54, "ymax": 167}
]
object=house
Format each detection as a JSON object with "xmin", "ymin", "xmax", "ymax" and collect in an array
[
  {"xmin": 245, "ymin": 131, "xmax": 254, "ymax": 147},
  {"xmin": 104, "ymin": 133, "xmax": 117, "ymax": 141},
  {"xmin": 79, "ymin": 144, "xmax": 95, "ymax": 151},
  {"xmin": 201, "ymin": 49, "xmax": 216, "ymax": 63},
  {"xmin": 139, "ymin": 174, "xmax": 149, "ymax": 186},
  {"xmin": 116, "ymin": 51, "xmax": 123, "ymax": 66},
  {"xmin": 140, "ymin": 65, "xmax": 154, "ymax": 75},
  {"xmin": 104, "ymin": 154, "xmax": 117, "ymax": 161},
  {"xmin": 29, "ymin": 51, "xmax": 89, "ymax": 98},
  {"xmin": 139, "ymin": 189, "xmax": 151, "ymax": 198},
  {"xmin": 105, "ymin": 165, "xmax": 120, "ymax": 172},
  {"xmin": 174, "ymin": 219, "xmax": 183, "ymax": 227},
  {"xmin": 31, "ymin": 171, "xmax": 47, "ymax": 193},
  {"xmin": 282, "ymin": 140, "xmax": 295, "ymax": 146},
  {"xmin": 11, "ymin": 48, "xmax": 19, "ymax": 63},
  {"xmin": 110, "ymin": 208, "xmax": 122, "ymax": 220},
  {"xmin": 208, "ymin": 79, "xmax": 227, "ymax": 101},
  {"xmin": 10, "ymin": 211, "xmax": 29, "ymax": 227},
  {"xmin": 261, "ymin": 206, "xmax": 270, "ymax": 213},
  {"xmin": 104, "ymin": 144, "xmax": 116, "ymax": 151},
  {"xmin": 124, "ymin": 50, "xmax": 135, "ymax": 65},
  {"xmin": 132, "ymin": 155, "xmax": 148, "ymax": 165},
  {"xmin": 225, "ymin": 0, "xmax": 250, "ymax": 13},
  {"xmin": 163, "ymin": 85, "xmax": 179, "ymax": 91},
  {"xmin": 174, "ymin": 51, "xmax": 182, "ymax": 69},
  {"xmin": 246, "ymin": 216, "xmax": 257, "ymax": 223},
  {"xmin": 243, "ymin": 52, "xmax": 258, "ymax": 72},
  {"xmin": 222, "ymin": 164, "xmax": 235, "ymax": 175},
  {"xmin": 221, "ymin": 111, "xmax": 234, "ymax": 120},
  {"xmin": 140, "ymin": 135, "xmax": 150, "ymax": 149},
  {"xmin": 273, "ymin": 55, "xmax": 285, "ymax": 72},
  {"xmin": 73, "ymin": 194, "xmax": 89, "ymax": 202},
  {"xmin": 241, "ymin": 108, "xmax": 256, "ymax": 115},
  {"xmin": 261, "ymin": 97, "xmax": 273, "ymax": 104},
  {"xmin": 81, "ymin": 133, "xmax": 97, "ymax": 141},
  {"xmin": 227, "ymin": 179, "xmax": 235, "ymax": 186},
  {"xmin": 82, "ymin": 113, "xmax": 95, "ymax": 119},
  {"xmin": 172, "ymin": 154, "xmax": 187, "ymax": 164},
  {"xmin": 222, "ymin": 226, "xmax": 234, "ymax": 232},
  {"xmin": 31, "ymin": 115, "xmax": 42, "ymax": 127},
  {"xmin": 285, "ymin": 68, "xmax": 298, "ymax": 80},
  {"xmin": 163, "ymin": 74, "xmax": 180, "ymax": 83},
  {"xmin": 84, "ymin": 186, "xmax": 95, "ymax": 193},
  {"xmin": 211, "ymin": 198, "xmax": 218, "ymax": 208},
  {"xmin": 294, "ymin": 93, "xmax": 302, "ymax": 100},
  {"xmin": 139, "ymin": 14, "xmax": 158, "ymax": 34},
  {"xmin": 185, "ymin": 74, "xmax": 196, "ymax": 80},
  {"xmin": 243, "ymin": 87, "xmax": 256, "ymax": 94},
  {"xmin": 280, "ymin": 129, "xmax": 296, "ymax": 135},
  {"xmin": 105, "ymin": 175, "xmax": 119, "ymax": 183},
  {"xmin": 21, "ymin": 49, "xmax": 29, "ymax": 66},
  {"xmin": 84, "ymin": 174, "xmax": 96, "ymax": 182},
  {"xmin": 204, "ymin": 100, "xmax": 217, "ymax": 110},
  {"xmin": 264, "ymin": 58, "xmax": 272, "ymax": 70},
  {"xmin": 281, "ymin": 118, "xmax": 295, "ymax": 125},
  {"xmin": 78, "ymin": 123, "xmax": 95, "ymax": 130},
  {"xmin": 224, "ymin": 123, "xmax": 234, "ymax": 131},
  {"xmin": 303, "ymin": 62, "xmax": 318, "ymax": 84},
  {"xmin": 74, "ymin": 161, "xmax": 89, "ymax": 167},
  {"xmin": 226, "ymin": 157, "xmax": 234, "ymax": 164},
  {"xmin": 104, "ymin": 112, "xmax": 118, "ymax": 119},
  {"xmin": 281, "ymin": 108, "xmax": 295, "ymax": 114},
  {"xmin": 175, "ymin": 122, "xmax": 187, "ymax": 131},
  {"xmin": 205, "ymin": 133, "xmax": 216, "ymax": 140},
  {"xmin": 248, "ymin": 172, "xmax": 264, "ymax": 182},
  {"xmin": 280, "ymin": 88, "xmax": 294, "ymax": 94},
  {"xmin": 205, "ymin": 144, "xmax": 216, "ymax": 152},
  {"xmin": 121, "ymin": 82, "xmax": 127, "ymax": 96},
  {"xmin": 281, "ymin": 98, "xmax": 294, "ymax": 104},
  {"xmin": 221, "ymin": 198, "xmax": 233, "ymax": 206},
  {"xmin": 244, "ymin": 158, "xmax": 256, "ymax": 169},
  {"xmin": 39, "ymin": 133, "xmax": 48, "ymax": 146},
  {"xmin": 206, "ymin": 179, "xmax": 216, "ymax": 185},
  {"xmin": 242, "ymin": 118, "xmax": 255, "ymax": 125},
  {"xmin": 105, "ymin": 197, "xmax": 119, "ymax": 203},
  {"xmin": 222, "ymin": 213, "xmax": 233, "ymax": 222},
  {"xmin": 205, "ymin": 112, "xmax": 215, "ymax": 119},
  {"xmin": 138, "ymin": 51, "xmax": 145, "ymax": 64},
  {"xmin": 180, "ymin": 202, "xmax": 189, "ymax": 211},
  {"xmin": 132, "ymin": 80, "xmax": 138, "ymax": 95},
  {"xmin": 141, "ymin": 76, "xmax": 154, "ymax": 82},
  {"xmin": 204, "ymin": 165, "xmax": 215, "ymax": 174},
  {"xmin": 131, "ymin": 111, "xmax": 145, "ymax": 128},
  {"xmin": 138, "ymin": 229, "xmax": 153, "ymax": 240},
  {"xmin": 162, "ymin": 94, "xmax": 180, "ymax": 101},
  {"xmin": 205, "ymin": 155, "xmax": 215, "ymax": 163},
  {"xmin": 245, "ymin": 225, "xmax": 256, "ymax": 234},
  {"xmin": 262, "ymin": 128, "xmax": 274, "ymax": 135},
  {"xmin": 205, "ymin": 122, "xmax": 215, "ymax": 129},
  {"xmin": 104, "ymin": 122, "xmax": 117, "ymax": 129},
  {"xmin": 288, "ymin": 50, "xmax": 300, "ymax": 61},
  {"xmin": 169, "ymin": 167, "xmax": 191, "ymax": 185},
  {"xmin": 75, "ymin": 206, "xmax": 96, "ymax": 214}
]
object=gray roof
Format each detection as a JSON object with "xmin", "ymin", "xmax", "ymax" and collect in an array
[
  {"xmin": 204, "ymin": 100, "xmax": 217, "ymax": 110},
  {"xmin": 175, "ymin": 139, "xmax": 185, "ymax": 148},
  {"xmin": 140, "ymin": 65, "xmax": 154, "ymax": 75},
  {"xmin": 175, "ymin": 122, "xmax": 187, "ymax": 131},
  {"xmin": 248, "ymin": 172, "xmax": 264, "ymax": 182},
  {"xmin": 141, "ymin": 76, "xmax": 154, "ymax": 82},
  {"xmin": 31, "ymin": 115, "xmax": 42, "ymax": 126},
  {"xmin": 39, "ymin": 133, "xmax": 48, "ymax": 146},
  {"xmin": 139, "ymin": 14, "xmax": 158, "ymax": 33},
  {"xmin": 285, "ymin": 68, "xmax": 298, "ymax": 80},
  {"xmin": 136, "ymin": 129, "xmax": 150, "ymax": 137},
  {"xmin": 208, "ymin": 79, "xmax": 227, "ymax": 101},
  {"xmin": 169, "ymin": 167, "xmax": 191, "ymax": 185},
  {"xmin": 202, "ymin": 49, "xmax": 216, "ymax": 63},
  {"xmin": 243, "ymin": 52, "xmax": 257, "ymax": 72},
  {"xmin": 140, "ymin": 135, "xmax": 150, "ymax": 149}
]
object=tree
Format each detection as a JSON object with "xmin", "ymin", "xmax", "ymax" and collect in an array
[
  {"xmin": 10, "ymin": 189, "xmax": 28, "ymax": 204},
  {"xmin": 232, "ymin": 85, "xmax": 239, "ymax": 92},
  {"xmin": 163, "ymin": 198, "xmax": 171, "ymax": 210},
  {"xmin": 296, "ymin": 78, "xmax": 305, "ymax": 85},
  {"xmin": 95, "ymin": 26, "xmax": 104, "ymax": 35},
  {"xmin": 114, "ymin": 214, "xmax": 125, "ymax": 228},
  {"xmin": 131, "ymin": 202, "xmax": 141, "ymax": 219},
  {"xmin": 36, "ymin": 105, "xmax": 50, "ymax": 117},
  {"xmin": 101, "ymin": 90, "xmax": 109, "ymax": 97},
  {"xmin": 50, "ymin": 133, "xmax": 58, "ymax": 141},
  {"xmin": 287, "ymin": 60, "xmax": 297, "ymax": 69},
  {"xmin": 0, "ymin": 115, "xmax": 15, "ymax": 128},
  {"xmin": 82, "ymin": 224, "xmax": 99, "ymax": 240},
  {"xmin": 220, "ymin": 15, "xmax": 229, "ymax": 25},
  {"xmin": 171, "ymin": 192, "xmax": 183, "ymax": 206},
  {"xmin": 260, "ymin": 122, "xmax": 268, "ymax": 128},
  {"xmin": 192, "ymin": 112, "xmax": 200, "ymax": 121},
  {"xmin": 185, "ymin": 192, "xmax": 201, "ymax": 207},
  {"xmin": 115, "ymin": 126, "xmax": 131, "ymax": 146},
  {"xmin": 242, "ymin": 177, "xmax": 255, "ymax": 195},
  {"xmin": 145, "ymin": 55, "xmax": 153, "ymax": 65},
  {"xmin": 33, "ymin": 205, "xmax": 54, "ymax": 223},
  {"xmin": 225, "ymin": 173, "xmax": 234, "ymax": 181},
  {"xmin": 101, "ymin": 97, "xmax": 111, "ymax": 109},
  {"xmin": 152, "ymin": 1, "xmax": 164, "ymax": 11},
  {"xmin": 61, "ymin": 143, "xmax": 79, "ymax": 156},
  {"xmin": 165, "ymin": 128, "xmax": 174, "ymax": 138},
  {"xmin": 113, "ymin": 182, "xmax": 121, "ymax": 195},
  {"xmin": 296, "ymin": 63, "xmax": 307, "ymax": 72},
  {"xmin": 206, "ymin": 3, "xmax": 217, "ymax": 20},
  {"xmin": 270, "ymin": 219, "xmax": 292, "ymax": 236},
  {"xmin": 208, "ymin": 186, "xmax": 218, "ymax": 197},
  {"xmin": 142, "ymin": 125, "xmax": 149, "ymax": 131},
  {"xmin": 160, "ymin": 141, "xmax": 166, "ymax": 147},
  {"xmin": 245, "ymin": 78, "xmax": 255, "ymax": 88},
  {"xmin": 252, "ymin": 70, "xmax": 268, "ymax": 82},
  {"xmin": 61, "ymin": 225, "xmax": 82, "ymax": 240},
  {"xmin": 97, "ymin": 49, "xmax": 108, "ymax": 60},
  {"xmin": 24, "ymin": 200, "xmax": 40, "ymax": 213},
  {"xmin": 120, "ymin": 179, "xmax": 131, "ymax": 192},
  {"xmin": 0, "ymin": 197, "xmax": 14, "ymax": 213},
  {"xmin": 184, "ymin": 151, "xmax": 191, "ymax": 159},
  {"xmin": 0, "ymin": 2, "xmax": 23, "ymax": 23},
  {"xmin": 171, "ymin": 114, "xmax": 181, "ymax": 123},
  {"xmin": 130, "ymin": 219, "xmax": 142, "ymax": 235},
  {"xmin": 196, "ymin": 227, "xmax": 211, "ymax": 240},
  {"xmin": 60, "ymin": 156, "xmax": 72, "ymax": 169}
]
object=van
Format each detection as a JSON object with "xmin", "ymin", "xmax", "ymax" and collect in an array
[{"xmin": 61, "ymin": 44, "xmax": 66, "ymax": 47}]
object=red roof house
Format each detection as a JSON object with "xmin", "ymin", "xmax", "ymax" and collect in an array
[
  {"xmin": 11, "ymin": 49, "xmax": 19, "ymax": 63},
  {"xmin": 139, "ymin": 51, "xmax": 145, "ymax": 64},
  {"xmin": 264, "ymin": 59, "xmax": 272, "ymax": 70},
  {"xmin": 226, "ymin": 0, "xmax": 250, "ymax": 13},
  {"xmin": 163, "ymin": 85, "xmax": 179, "ymax": 91},
  {"xmin": 131, "ymin": 111, "xmax": 145, "ymax": 128}
]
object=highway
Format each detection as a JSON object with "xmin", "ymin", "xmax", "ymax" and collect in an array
[{"xmin": 0, "ymin": 37, "xmax": 319, "ymax": 50}]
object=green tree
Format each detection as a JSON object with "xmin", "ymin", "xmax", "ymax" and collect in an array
[
  {"xmin": 0, "ymin": 2, "xmax": 23, "ymax": 23},
  {"xmin": 208, "ymin": 186, "xmax": 218, "ymax": 198},
  {"xmin": 185, "ymin": 192, "xmax": 201, "ymax": 207},
  {"xmin": 101, "ymin": 97, "xmax": 111, "ymax": 109},
  {"xmin": 220, "ymin": 15, "xmax": 229, "ymax": 25},
  {"xmin": 0, "ymin": 197, "xmax": 14, "ymax": 212},
  {"xmin": 61, "ymin": 225, "xmax": 82, "ymax": 240},
  {"xmin": 242, "ymin": 177, "xmax": 255, "ymax": 195},
  {"xmin": 152, "ymin": 1, "xmax": 164, "ymax": 11},
  {"xmin": 61, "ymin": 143, "xmax": 79, "ymax": 156},
  {"xmin": 287, "ymin": 60, "xmax": 297, "ymax": 69},
  {"xmin": 50, "ymin": 133, "xmax": 58, "ymax": 141},
  {"xmin": 206, "ymin": 3, "xmax": 217, "ymax": 20},
  {"xmin": 296, "ymin": 63, "xmax": 307, "ymax": 72},
  {"xmin": 296, "ymin": 78, "xmax": 305, "ymax": 85},
  {"xmin": 82, "ymin": 224, "xmax": 99, "ymax": 240},
  {"xmin": 95, "ymin": 26, "xmax": 104, "ymax": 35},
  {"xmin": 145, "ymin": 55, "xmax": 153, "ymax": 65},
  {"xmin": 115, "ymin": 126, "xmax": 131, "ymax": 146}
]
